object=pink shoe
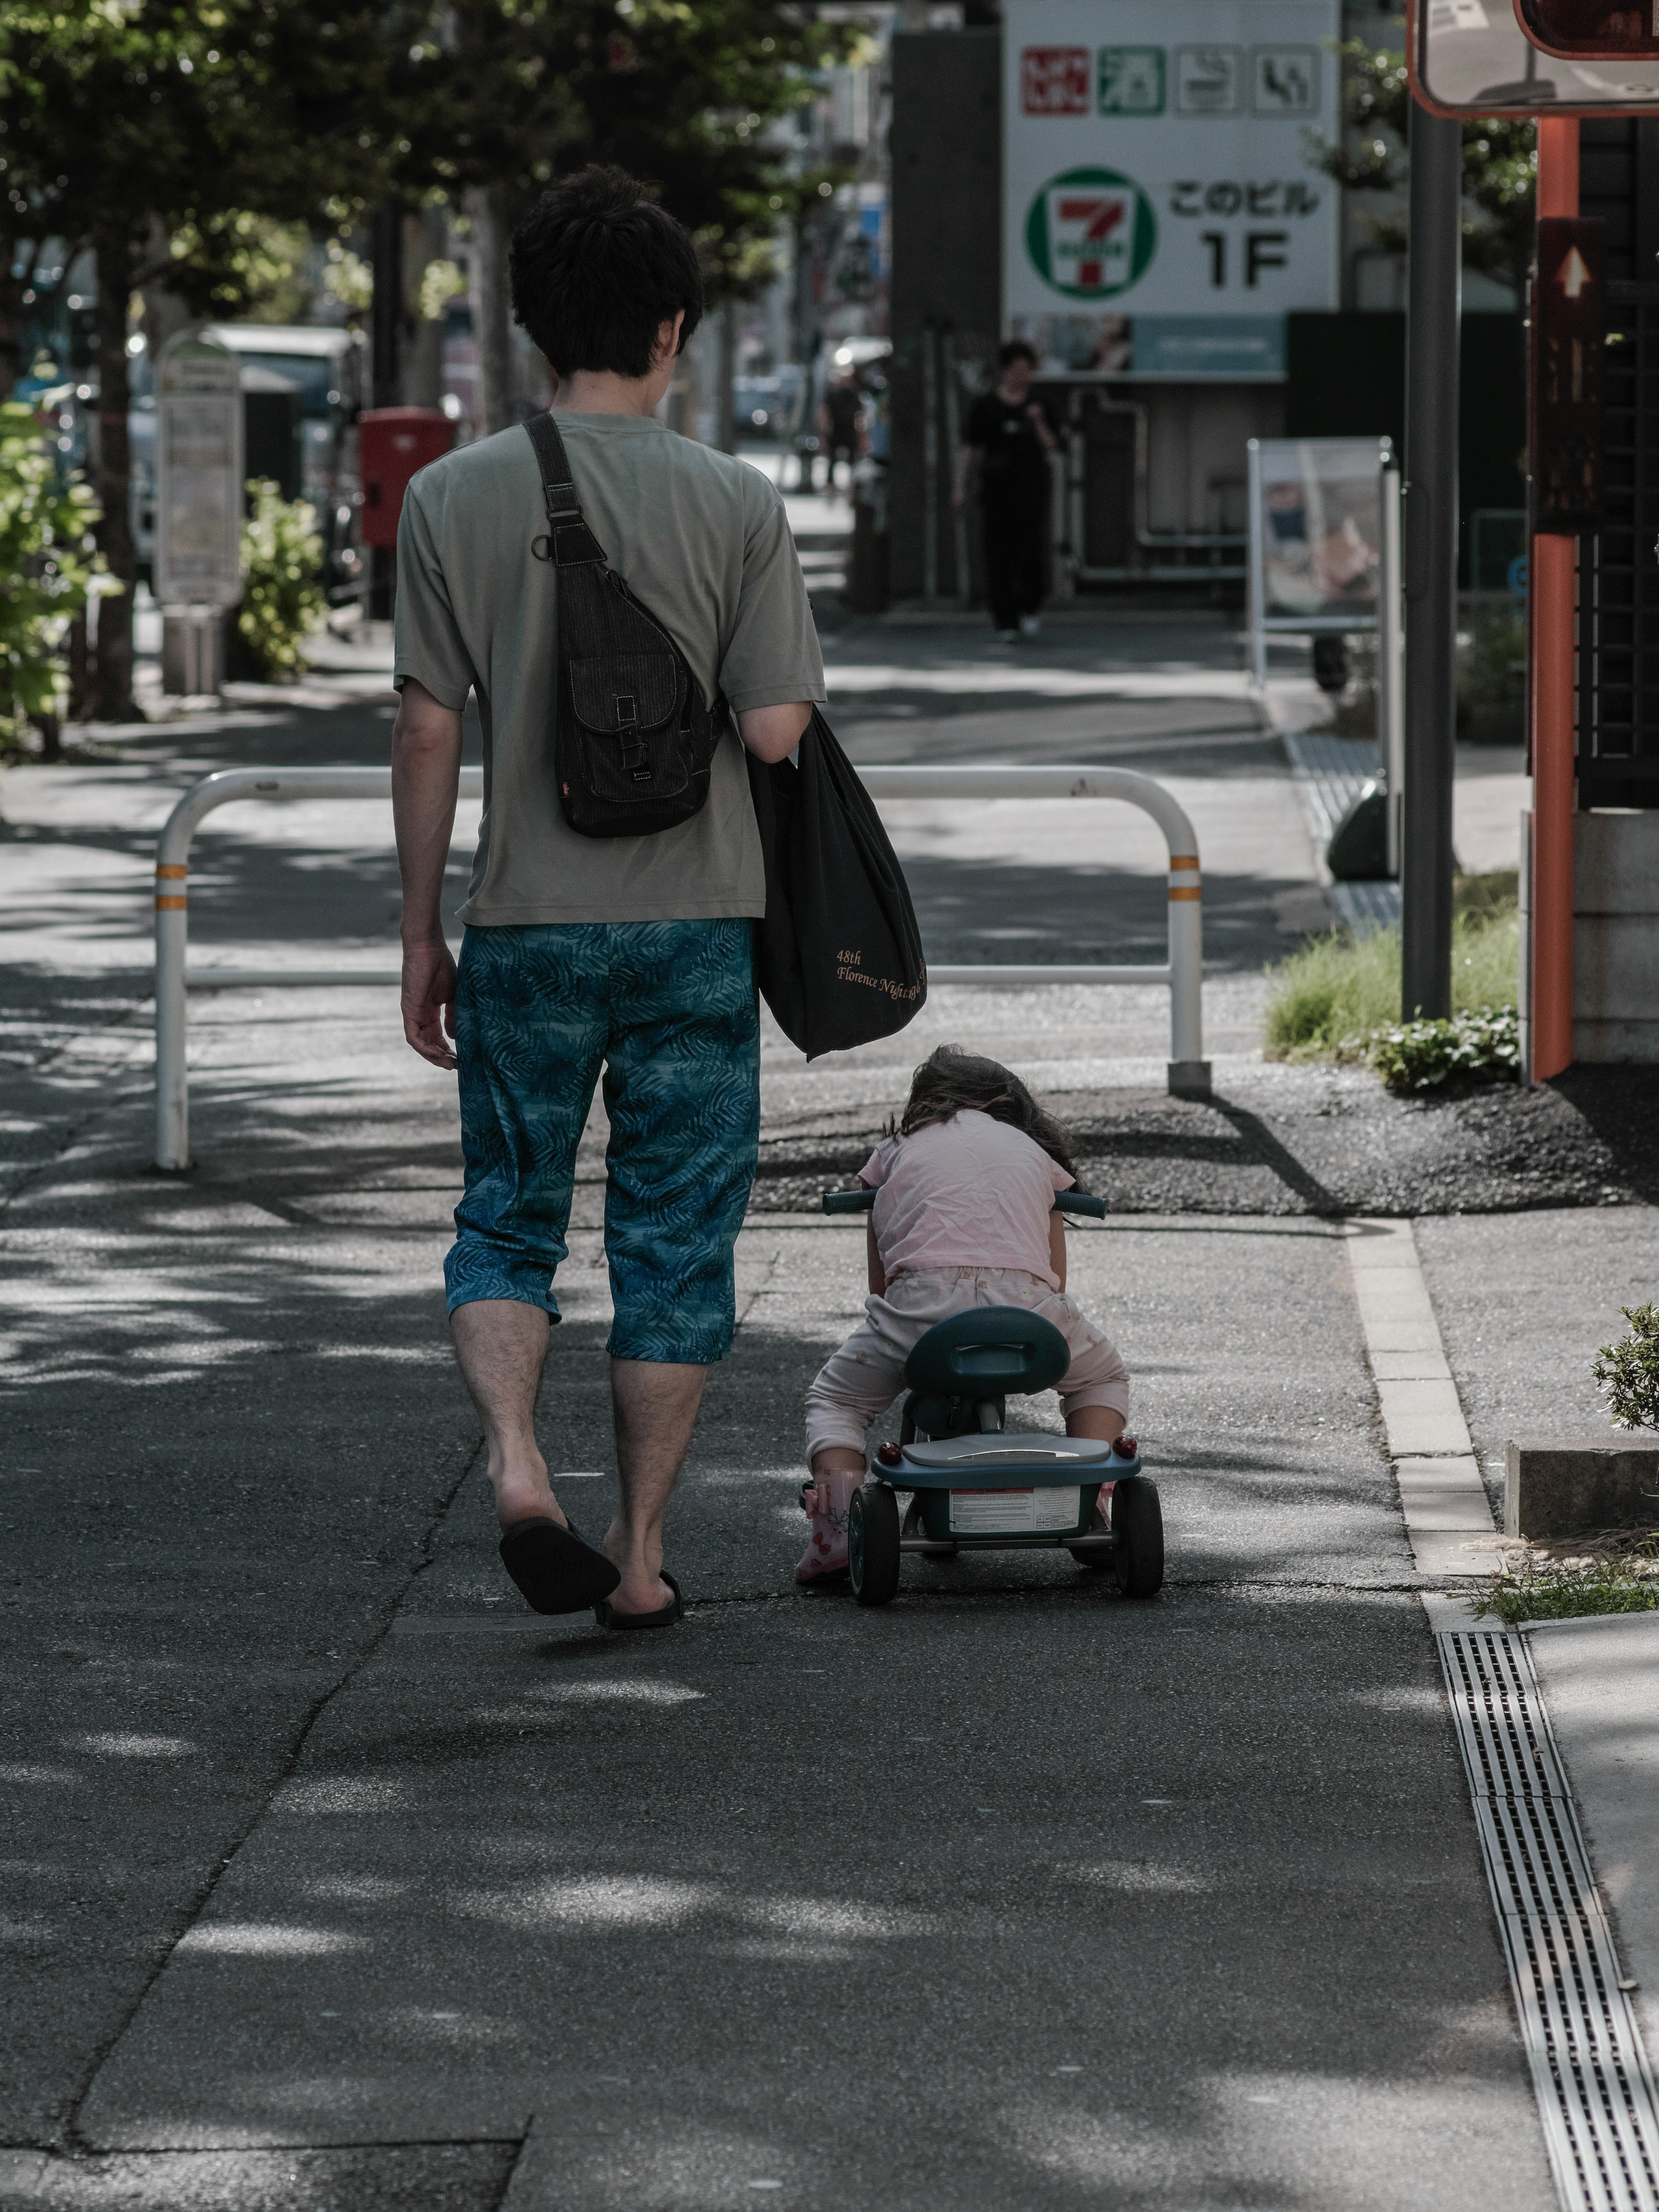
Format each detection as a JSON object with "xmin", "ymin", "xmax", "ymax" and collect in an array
[{"xmin": 795, "ymin": 1469, "xmax": 861, "ymax": 1583}]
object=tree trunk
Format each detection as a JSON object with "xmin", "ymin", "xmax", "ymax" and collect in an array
[
  {"xmin": 67, "ymin": 608, "xmax": 94, "ymax": 721},
  {"xmin": 92, "ymin": 219, "xmax": 137, "ymax": 722},
  {"xmin": 468, "ymin": 184, "xmax": 515, "ymax": 435},
  {"xmin": 404, "ymin": 204, "xmax": 448, "ymax": 412}
]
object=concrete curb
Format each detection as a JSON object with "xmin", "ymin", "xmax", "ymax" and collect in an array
[{"xmin": 1344, "ymin": 1218, "xmax": 1502, "ymax": 1577}]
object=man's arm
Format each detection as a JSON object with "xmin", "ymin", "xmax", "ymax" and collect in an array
[
  {"xmin": 391, "ymin": 677, "xmax": 464, "ymax": 1069},
  {"xmin": 737, "ymin": 701, "xmax": 812, "ymax": 764}
]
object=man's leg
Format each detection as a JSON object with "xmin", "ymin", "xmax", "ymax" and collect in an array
[
  {"xmin": 444, "ymin": 925, "xmax": 606, "ymax": 1545},
  {"xmin": 606, "ymin": 1357, "xmax": 707, "ymax": 1612},
  {"xmin": 600, "ymin": 919, "xmax": 762, "ymax": 1612},
  {"xmin": 451, "ymin": 1299, "xmax": 562, "ymax": 1531}
]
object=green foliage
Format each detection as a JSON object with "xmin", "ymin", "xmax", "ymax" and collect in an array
[
  {"xmin": 1264, "ymin": 922, "xmax": 1402, "ymax": 1057},
  {"xmin": 1313, "ymin": 42, "xmax": 1536, "ymax": 286},
  {"xmin": 1265, "ymin": 880, "xmax": 1531, "ymax": 1088},
  {"xmin": 395, "ymin": 0, "xmax": 861, "ymax": 302},
  {"xmin": 0, "ymin": 401, "xmax": 105, "ymax": 750},
  {"xmin": 1592, "ymin": 1305, "xmax": 1659, "ymax": 1433},
  {"xmin": 1265, "ymin": 880, "xmax": 1520, "ymax": 1079},
  {"xmin": 165, "ymin": 214, "xmax": 318, "ymax": 326},
  {"xmin": 1458, "ymin": 604, "xmax": 1528, "ymax": 741},
  {"xmin": 237, "ymin": 481, "xmax": 325, "ymax": 682},
  {"xmin": 1473, "ymin": 1542, "xmax": 1659, "ymax": 1624},
  {"xmin": 1367, "ymin": 1006, "xmax": 1520, "ymax": 1093}
]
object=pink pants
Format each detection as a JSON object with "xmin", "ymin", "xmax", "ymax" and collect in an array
[{"xmin": 804, "ymin": 1266, "xmax": 1130, "ymax": 1462}]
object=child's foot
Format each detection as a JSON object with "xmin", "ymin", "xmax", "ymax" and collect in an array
[{"xmin": 795, "ymin": 1471, "xmax": 858, "ymax": 1582}]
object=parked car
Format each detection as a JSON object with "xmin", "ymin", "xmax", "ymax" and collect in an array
[{"xmin": 734, "ymin": 364, "xmax": 807, "ymax": 442}]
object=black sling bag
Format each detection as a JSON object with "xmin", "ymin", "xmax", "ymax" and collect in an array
[{"xmin": 524, "ymin": 411, "xmax": 727, "ymax": 839}]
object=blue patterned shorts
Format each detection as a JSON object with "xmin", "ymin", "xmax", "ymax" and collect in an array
[{"xmin": 445, "ymin": 919, "xmax": 760, "ymax": 1364}]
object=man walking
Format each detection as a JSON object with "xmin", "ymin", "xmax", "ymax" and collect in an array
[
  {"xmin": 390, "ymin": 167, "xmax": 823, "ymax": 1626},
  {"xmin": 954, "ymin": 340, "xmax": 1057, "ymax": 641}
]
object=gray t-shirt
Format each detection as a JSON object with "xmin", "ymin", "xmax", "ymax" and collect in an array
[{"xmin": 393, "ymin": 413, "xmax": 826, "ymax": 925}]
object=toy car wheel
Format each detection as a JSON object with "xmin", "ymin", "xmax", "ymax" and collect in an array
[
  {"xmin": 849, "ymin": 1482, "xmax": 901, "ymax": 1607},
  {"xmin": 1110, "ymin": 1475, "xmax": 1163, "ymax": 1600}
]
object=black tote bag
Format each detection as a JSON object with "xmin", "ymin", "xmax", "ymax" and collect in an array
[{"xmin": 746, "ymin": 709, "xmax": 927, "ymax": 1059}]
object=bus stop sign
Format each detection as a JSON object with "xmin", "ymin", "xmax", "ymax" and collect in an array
[{"xmin": 1532, "ymin": 216, "xmax": 1606, "ymax": 536}]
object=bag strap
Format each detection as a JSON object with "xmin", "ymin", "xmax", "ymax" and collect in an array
[{"xmin": 524, "ymin": 414, "xmax": 607, "ymax": 568}]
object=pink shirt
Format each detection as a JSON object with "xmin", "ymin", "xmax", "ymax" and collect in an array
[{"xmin": 859, "ymin": 1109, "xmax": 1074, "ymax": 1292}]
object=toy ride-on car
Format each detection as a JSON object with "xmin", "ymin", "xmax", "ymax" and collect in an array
[{"xmin": 820, "ymin": 1188, "xmax": 1164, "ymax": 1608}]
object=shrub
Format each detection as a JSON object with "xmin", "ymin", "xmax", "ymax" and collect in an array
[
  {"xmin": 1456, "ymin": 602, "xmax": 1527, "ymax": 742},
  {"xmin": 237, "ymin": 479, "xmax": 325, "ymax": 681},
  {"xmin": 0, "ymin": 400, "xmax": 105, "ymax": 755},
  {"xmin": 1592, "ymin": 1303, "xmax": 1659, "ymax": 1431},
  {"xmin": 1368, "ymin": 1005, "xmax": 1520, "ymax": 1093},
  {"xmin": 1472, "ymin": 1543, "xmax": 1659, "ymax": 1626},
  {"xmin": 1263, "ymin": 922, "xmax": 1401, "ymax": 1058},
  {"xmin": 1264, "ymin": 884, "xmax": 1519, "ymax": 1066}
]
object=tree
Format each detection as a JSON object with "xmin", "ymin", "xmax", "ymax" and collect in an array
[
  {"xmin": 1315, "ymin": 42, "xmax": 1537, "ymax": 297},
  {"xmin": 396, "ymin": 0, "xmax": 855, "ymax": 431},
  {"xmin": 0, "ymin": 398, "xmax": 104, "ymax": 756},
  {"xmin": 0, "ymin": 0, "xmax": 405, "ymax": 715}
]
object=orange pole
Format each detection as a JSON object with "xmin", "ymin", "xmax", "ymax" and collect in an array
[{"xmin": 1530, "ymin": 116, "xmax": 1580, "ymax": 1081}]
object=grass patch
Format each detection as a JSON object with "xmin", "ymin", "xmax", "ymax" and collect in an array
[
  {"xmin": 1265, "ymin": 872, "xmax": 1518, "ymax": 1064},
  {"xmin": 1472, "ymin": 1532, "xmax": 1659, "ymax": 1626}
]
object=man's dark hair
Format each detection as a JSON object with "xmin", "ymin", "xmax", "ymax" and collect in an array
[
  {"xmin": 509, "ymin": 165, "xmax": 703, "ymax": 379},
  {"xmin": 999, "ymin": 339, "xmax": 1039, "ymax": 370}
]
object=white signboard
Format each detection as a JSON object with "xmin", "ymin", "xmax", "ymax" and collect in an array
[
  {"xmin": 1004, "ymin": 0, "xmax": 1339, "ymax": 379},
  {"xmin": 154, "ymin": 332, "xmax": 243, "ymax": 610}
]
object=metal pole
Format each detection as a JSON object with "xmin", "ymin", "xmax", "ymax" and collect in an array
[
  {"xmin": 1529, "ymin": 116, "xmax": 1580, "ymax": 1082},
  {"xmin": 151, "ymin": 763, "xmax": 1208, "ymax": 1160},
  {"xmin": 858, "ymin": 764, "xmax": 1208, "ymax": 1096},
  {"xmin": 922, "ymin": 327, "xmax": 940, "ymax": 605},
  {"xmin": 369, "ymin": 198, "xmax": 405, "ymax": 623},
  {"xmin": 941, "ymin": 330, "xmax": 970, "ymax": 606},
  {"xmin": 1402, "ymin": 98, "xmax": 1462, "ymax": 1020},
  {"xmin": 1379, "ymin": 461, "xmax": 1406, "ymax": 877}
]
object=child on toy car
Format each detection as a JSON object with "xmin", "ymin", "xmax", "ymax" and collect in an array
[{"xmin": 798, "ymin": 1045, "xmax": 1129, "ymax": 1582}]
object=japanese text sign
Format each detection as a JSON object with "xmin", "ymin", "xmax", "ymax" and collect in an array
[
  {"xmin": 154, "ymin": 332, "xmax": 243, "ymax": 610},
  {"xmin": 1005, "ymin": 0, "xmax": 1338, "ymax": 377}
]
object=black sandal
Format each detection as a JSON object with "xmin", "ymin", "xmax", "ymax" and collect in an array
[
  {"xmin": 499, "ymin": 1516, "xmax": 621, "ymax": 1615},
  {"xmin": 594, "ymin": 1570, "xmax": 683, "ymax": 1632}
]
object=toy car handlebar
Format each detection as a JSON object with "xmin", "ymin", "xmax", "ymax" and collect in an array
[
  {"xmin": 820, "ymin": 1188, "xmax": 1107, "ymax": 1218},
  {"xmin": 821, "ymin": 1188, "xmax": 876, "ymax": 1214}
]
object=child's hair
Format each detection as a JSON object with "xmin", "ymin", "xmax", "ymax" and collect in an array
[{"xmin": 894, "ymin": 1045, "xmax": 1080, "ymax": 1182}]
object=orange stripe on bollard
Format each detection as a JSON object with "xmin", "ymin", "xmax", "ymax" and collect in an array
[
  {"xmin": 155, "ymin": 895, "xmax": 187, "ymax": 910},
  {"xmin": 1168, "ymin": 887, "xmax": 1201, "ymax": 902},
  {"xmin": 156, "ymin": 864, "xmax": 187, "ymax": 879},
  {"xmin": 1168, "ymin": 855, "xmax": 1199, "ymax": 869}
]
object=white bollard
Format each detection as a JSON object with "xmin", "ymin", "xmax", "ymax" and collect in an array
[{"xmin": 151, "ymin": 760, "xmax": 1208, "ymax": 1169}]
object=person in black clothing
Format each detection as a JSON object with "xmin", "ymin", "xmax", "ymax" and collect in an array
[
  {"xmin": 954, "ymin": 340, "xmax": 1057, "ymax": 639},
  {"xmin": 820, "ymin": 368, "xmax": 863, "ymax": 501}
]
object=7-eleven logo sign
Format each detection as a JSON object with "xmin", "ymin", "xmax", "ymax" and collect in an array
[{"xmin": 1025, "ymin": 165, "xmax": 1157, "ymax": 300}]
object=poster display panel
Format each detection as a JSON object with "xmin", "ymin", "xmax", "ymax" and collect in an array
[
  {"xmin": 1247, "ymin": 435, "xmax": 1392, "ymax": 636},
  {"xmin": 1004, "ymin": 0, "xmax": 1339, "ymax": 379},
  {"xmin": 154, "ymin": 332, "xmax": 243, "ymax": 610}
]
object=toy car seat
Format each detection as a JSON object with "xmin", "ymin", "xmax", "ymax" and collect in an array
[{"xmin": 899, "ymin": 1306, "xmax": 1070, "ymax": 1443}]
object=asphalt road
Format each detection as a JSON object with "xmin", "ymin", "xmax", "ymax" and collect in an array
[
  {"xmin": 1, "ymin": 1046, "xmax": 1556, "ymax": 2208},
  {"xmin": 0, "ymin": 620, "xmax": 1574, "ymax": 2209}
]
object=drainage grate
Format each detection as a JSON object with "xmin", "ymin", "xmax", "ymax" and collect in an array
[{"xmin": 1439, "ymin": 1630, "xmax": 1659, "ymax": 2212}]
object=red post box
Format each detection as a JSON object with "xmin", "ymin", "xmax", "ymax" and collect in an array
[{"xmin": 358, "ymin": 407, "xmax": 454, "ymax": 548}]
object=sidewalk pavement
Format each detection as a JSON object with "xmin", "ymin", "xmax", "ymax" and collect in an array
[
  {"xmin": 4, "ymin": 613, "xmax": 1656, "ymax": 2209},
  {"xmin": 0, "ymin": 1030, "xmax": 1564, "ymax": 2209}
]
